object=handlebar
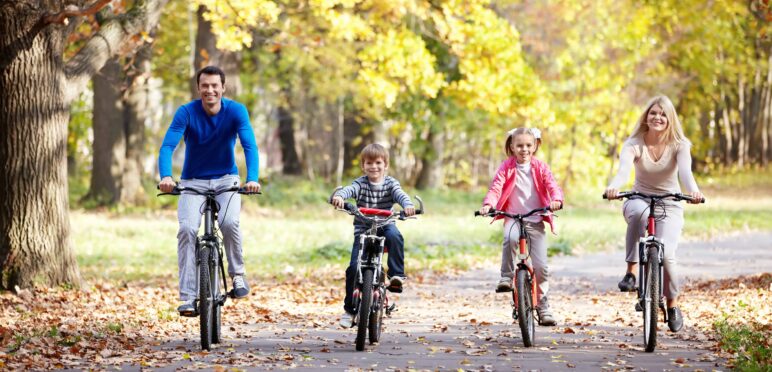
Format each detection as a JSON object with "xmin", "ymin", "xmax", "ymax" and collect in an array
[
  {"xmin": 474, "ymin": 206, "xmax": 552, "ymax": 219},
  {"xmin": 602, "ymin": 191, "xmax": 704, "ymax": 203},
  {"xmin": 330, "ymin": 186, "xmax": 424, "ymax": 221},
  {"xmin": 157, "ymin": 185, "xmax": 262, "ymax": 196}
]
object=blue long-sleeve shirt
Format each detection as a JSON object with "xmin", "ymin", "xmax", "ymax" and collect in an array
[{"xmin": 158, "ymin": 98, "xmax": 259, "ymax": 182}]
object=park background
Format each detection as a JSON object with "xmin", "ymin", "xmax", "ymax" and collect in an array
[{"xmin": 1, "ymin": 0, "xmax": 771, "ymax": 369}]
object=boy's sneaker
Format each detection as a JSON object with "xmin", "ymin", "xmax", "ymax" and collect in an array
[
  {"xmin": 618, "ymin": 273, "xmax": 636, "ymax": 292},
  {"xmin": 496, "ymin": 277, "xmax": 513, "ymax": 292},
  {"xmin": 388, "ymin": 276, "xmax": 405, "ymax": 292},
  {"xmin": 536, "ymin": 296, "xmax": 557, "ymax": 326},
  {"xmin": 232, "ymin": 275, "xmax": 250, "ymax": 298},
  {"xmin": 339, "ymin": 311, "xmax": 355, "ymax": 328},
  {"xmin": 177, "ymin": 300, "xmax": 196, "ymax": 317},
  {"xmin": 667, "ymin": 307, "xmax": 684, "ymax": 332}
]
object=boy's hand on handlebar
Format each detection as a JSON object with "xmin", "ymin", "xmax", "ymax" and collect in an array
[
  {"xmin": 159, "ymin": 176, "xmax": 176, "ymax": 193},
  {"xmin": 550, "ymin": 200, "xmax": 563, "ymax": 211},
  {"xmin": 404, "ymin": 206, "xmax": 415, "ymax": 217},
  {"xmin": 687, "ymin": 191, "xmax": 704, "ymax": 204},
  {"xmin": 243, "ymin": 181, "xmax": 261, "ymax": 193},
  {"xmin": 604, "ymin": 188, "xmax": 619, "ymax": 200},
  {"xmin": 479, "ymin": 204, "xmax": 492, "ymax": 215},
  {"xmin": 331, "ymin": 195, "xmax": 344, "ymax": 209}
]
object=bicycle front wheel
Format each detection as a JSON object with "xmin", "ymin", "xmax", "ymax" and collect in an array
[
  {"xmin": 356, "ymin": 268, "xmax": 374, "ymax": 351},
  {"xmin": 643, "ymin": 245, "xmax": 660, "ymax": 352},
  {"xmin": 368, "ymin": 268, "xmax": 385, "ymax": 344},
  {"xmin": 516, "ymin": 269, "xmax": 535, "ymax": 347},
  {"xmin": 211, "ymin": 248, "xmax": 222, "ymax": 344},
  {"xmin": 198, "ymin": 246, "xmax": 213, "ymax": 351}
]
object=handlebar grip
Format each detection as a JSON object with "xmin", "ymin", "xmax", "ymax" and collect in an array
[
  {"xmin": 602, "ymin": 193, "xmax": 608, "ymax": 199},
  {"xmin": 343, "ymin": 202, "xmax": 357, "ymax": 212},
  {"xmin": 700, "ymin": 198, "xmax": 706, "ymax": 203},
  {"xmin": 474, "ymin": 211, "xmax": 481, "ymax": 216}
]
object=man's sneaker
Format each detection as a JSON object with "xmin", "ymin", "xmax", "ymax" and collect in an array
[
  {"xmin": 618, "ymin": 273, "xmax": 636, "ymax": 292},
  {"xmin": 339, "ymin": 311, "xmax": 355, "ymax": 328},
  {"xmin": 536, "ymin": 296, "xmax": 557, "ymax": 326},
  {"xmin": 667, "ymin": 307, "xmax": 684, "ymax": 332},
  {"xmin": 232, "ymin": 275, "xmax": 250, "ymax": 298},
  {"xmin": 388, "ymin": 276, "xmax": 405, "ymax": 291},
  {"xmin": 177, "ymin": 300, "xmax": 196, "ymax": 317},
  {"xmin": 496, "ymin": 277, "xmax": 513, "ymax": 292}
]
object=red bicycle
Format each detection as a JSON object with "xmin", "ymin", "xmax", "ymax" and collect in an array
[{"xmin": 475, "ymin": 206, "xmax": 552, "ymax": 347}]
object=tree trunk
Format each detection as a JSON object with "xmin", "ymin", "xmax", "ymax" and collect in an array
[
  {"xmin": 121, "ymin": 37, "xmax": 152, "ymax": 205},
  {"xmin": 334, "ymin": 98, "xmax": 345, "ymax": 185},
  {"xmin": 191, "ymin": 5, "xmax": 242, "ymax": 98},
  {"xmin": 278, "ymin": 104, "xmax": 302, "ymax": 175},
  {"xmin": 416, "ymin": 123, "xmax": 446, "ymax": 189},
  {"xmin": 0, "ymin": 0, "xmax": 167, "ymax": 289}
]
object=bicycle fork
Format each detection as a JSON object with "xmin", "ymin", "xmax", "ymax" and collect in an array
[{"xmin": 638, "ymin": 237, "xmax": 667, "ymax": 322}]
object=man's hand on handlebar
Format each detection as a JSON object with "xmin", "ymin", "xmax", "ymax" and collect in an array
[
  {"xmin": 331, "ymin": 195, "xmax": 344, "ymax": 209},
  {"xmin": 243, "ymin": 181, "xmax": 261, "ymax": 193},
  {"xmin": 159, "ymin": 176, "xmax": 176, "ymax": 193}
]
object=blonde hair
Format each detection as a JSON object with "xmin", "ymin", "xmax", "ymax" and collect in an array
[
  {"xmin": 360, "ymin": 143, "xmax": 389, "ymax": 167},
  {"xmin": 629, "ymin": 95, "xmax": 690, "ymax": 144},
  {"xmin": 505, "ymin": 128, "xmax": 542, "ymax": 157}
]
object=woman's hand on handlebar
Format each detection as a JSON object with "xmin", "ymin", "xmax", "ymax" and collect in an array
[
  {"xmin": 242, "ymin": 181, "xmax": 261, "ymax": 193},
  {"xmin": 479, "ymin": 204, "xmax": 492, "ymax": 215},
  {"xmin": 331, "ymin": 195, "xmax": 344, "ymax": 209},
  {"xmin": 686, "ymin": 191, "xmax": 704, "ymax": 204},
  {"xmin": 604, "ymin": 188, "xmax": 619, "ymax": 200},
  {"xmin": 550, "ymin": 200, "xmax": 563, "ymax": 211},
  {"xmin": 159, "ymin": 176, "xmax": 176, "ymax": 193}
]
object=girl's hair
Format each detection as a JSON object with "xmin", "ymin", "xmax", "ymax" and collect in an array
[
  {"xmin": 360, "ymin": 143, "xmax": 389, "ymax": 167},
  {"xmin": 505, "ymin": 128, "xmax": 542, "ymax": 157},
  {"xmin": 629, "ymin": 95, "xmax": 690, "ymax": 144}
]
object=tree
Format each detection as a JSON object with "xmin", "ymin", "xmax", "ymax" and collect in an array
[{"xmin": 0, "ymin": 0, "xmax": 168, "ymax": 289}]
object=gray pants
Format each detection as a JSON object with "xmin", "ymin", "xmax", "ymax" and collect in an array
[
  {"xmin": 623, "ymin": 198, "xmax": 684, "ymax": 299},
  {"xmin": 177, "ymin": 175, "xmax": 245, "ymax": 301},
  {"xmin": 501, "ymin": 220, "xmax": 549, "ymax": 301}
]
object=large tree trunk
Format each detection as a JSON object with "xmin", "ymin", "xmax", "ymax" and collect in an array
[
  {"xmin": 122, "ymin": 38, "xmax": 152, "ymax": 205},
  {"xmin": 0, "ymin": 0, "xmax": 167, "ymax": 289},
  {"xmin": 416, "ymin": 123, "xmax": 446, "ymax": 189},
  {"xmin": 277, "ymin": 104, "xmax": 302, "ymax": 175}
]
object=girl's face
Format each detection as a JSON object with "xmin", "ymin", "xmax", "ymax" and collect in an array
[
  {"xmin": 646, "ymin": 104, "xmax": 669, "ymax": 134},
  {"xmin": 510, "ymin": 134, "xmax": 536, "ymax": 164}
]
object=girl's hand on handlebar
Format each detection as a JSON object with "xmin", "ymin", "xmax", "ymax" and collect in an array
[
  {"xmin": 604, "ymin": 188, "xmax": 619, "ymax": 200},
  {"xmin": 331, "ymin": 195, "xmax": 344, "ymax": 209},
  {"xmin": 159, "ymin": 176, "xmax": 176, "ymax": 193},
  {"xmin": 687, "ymin": 191, "xmax": 704, "ymax": 204},
  {"xmin": 550, "ymin": 200, "xmax": 563, "ymax": 211},
  {"xmin": 479, "ymin": 204, "xmax": 492, "ymax": 215},
  {"xmin": 243, "ymin": 181, "xmax": 261, "ymax": 193},
  {"xmin": 404, "ymin": 206, "xmax": 415, "ymax": 217}
]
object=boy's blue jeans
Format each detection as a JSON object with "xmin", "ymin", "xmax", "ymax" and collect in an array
[{"xmin": 344, "ymin": 223, "xmax": 404, "ymax": 314}]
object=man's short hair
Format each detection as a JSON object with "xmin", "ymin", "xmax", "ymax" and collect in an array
[
  {"xmin": 360, "ymin": 143, "xmax": 389, "ymax": 167},
  {"xmin": 196, "ymin": 66, "xmax": 226, "ymax": 86}
]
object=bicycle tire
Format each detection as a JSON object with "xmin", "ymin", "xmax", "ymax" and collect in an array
[
  {"xmin": 368, "ymin": 269, "xmax": 385, "ymax": 344},
  {"xmin": 356, "ymin": 268, "xmax": 374, "ymax": 351},
  {"xmin": 199, "ymin": 246, "xmax": 213, "ymax": 351},
  {"xmin": 643, "ymin": 245, "xmax": 659, "ymax": 352},
  {"xmin": 516, "ymin": 269, "xmax": 535, "ymax": 347},
  {"xmin": 211, "ymin": 248, "xmax": 222, "ymax": 344}
]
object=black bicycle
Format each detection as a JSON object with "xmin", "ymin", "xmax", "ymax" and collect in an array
[
  {"xmin": 159, "ymin": 185, "xmax": 259, "ymax": 351},
  {"xmin": 475, "ymin": 206, "xmax": 552, "ymax": 347},
  {"xmin": 330, "ymin": 188, "xmax": 424, "ymax": 351},
  {"xmin": 603, "ymin": 191, "xmax": 703, "ymax": 352}
]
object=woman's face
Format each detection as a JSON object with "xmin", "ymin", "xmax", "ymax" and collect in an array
[
  {"xmin": 510, "ymin": 134, "xmax": 536, "ymax": 164},
  {"xmin": 646, "ymin": 104, "xmax": 669, "ymax": 134}
]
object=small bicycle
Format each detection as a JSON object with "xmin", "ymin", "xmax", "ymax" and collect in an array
[
  {"xmin": 330, "ymin": 188, "xmax": 423, "ymax": 351},
  {"xmin": 158, "ymin": 185, "xmax": 259, "ymax": 351},
  {"xmin": 475, "ymin": 206, "xmax": 553, "ymax": 347},
  {"xmin": 603, "ymin": 191, "xmax": 704, "ymax": 352}
]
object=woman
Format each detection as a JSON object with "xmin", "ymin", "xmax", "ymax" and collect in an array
[{"xmin": 604, "ymin": 95, "xmax": 704, "ymax": 332}]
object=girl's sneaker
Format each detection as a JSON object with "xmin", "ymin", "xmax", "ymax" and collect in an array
[
  {"xmin": 536, "ymin": 296, "xmax": 557, "ymax": 326},
  {"xmin": 339, "ymin": 311, "xmax": 355, "ymax": 328}
]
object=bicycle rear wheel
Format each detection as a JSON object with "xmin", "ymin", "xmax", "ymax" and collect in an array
[
  {"xmin": 643, "ymin": 245, "xmax": 660, "ymax": 352},
  {"xmin": 198, "ymin": 246, "xmax": 213, "ymax": 351},
  {"xmin": 516, "ymin": 269, "xmax": 535, "ymax": 347},
  {"xmin": 368, "ymin": 268, "xmax": 385, "ymax": 344},
  {"xmin": 356, "ymin": 268, "xmax": 374, "ymax": 351}
]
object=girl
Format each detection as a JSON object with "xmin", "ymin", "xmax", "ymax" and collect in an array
[
  {"xmin": 479, "ymin": 128, "xmax": 564, "ymax": 326},
  {"xmin": 605, "ymin": 95, "xmax": 704, "ymax": 333}
]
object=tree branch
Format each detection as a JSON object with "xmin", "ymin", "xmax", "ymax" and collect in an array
[
  {"xmin": 63, "ymin": 0, "xmax": 167, "ymax": 103},
  {"xmin": 43, "ymin": 0, "xmax": 113, "ymax": 25}
]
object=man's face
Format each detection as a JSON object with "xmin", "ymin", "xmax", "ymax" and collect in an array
[{"xmin": 198, "ymin": 73, "xmax": 224, "ymax": 105}]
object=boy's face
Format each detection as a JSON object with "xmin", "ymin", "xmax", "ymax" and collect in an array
[{"xmin": 362, "ymin": 156, "xmax": 388, "ymax": 183}]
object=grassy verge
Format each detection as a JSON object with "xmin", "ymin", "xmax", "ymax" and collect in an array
[{"xmin": 715, "ymin": 319, "xmax": 771, "ymax": 371}]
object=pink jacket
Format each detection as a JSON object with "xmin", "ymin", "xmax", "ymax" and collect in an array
[{"xmin": 482, "ymin": 157, "xmax": 564, "ymax": 233}]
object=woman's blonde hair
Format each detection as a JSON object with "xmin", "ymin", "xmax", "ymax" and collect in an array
[
  {"xmin": 629, "ymin": 95, "xmax": 689, "ymax": 144},
  {"xmin": 505, "ymin": 128, "xmax": 542, "ymax": 157}
]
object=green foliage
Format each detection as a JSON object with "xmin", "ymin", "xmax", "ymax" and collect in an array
[{"xmin": 715, "ymin": 317, "xmax": 772, "ymax": 371}]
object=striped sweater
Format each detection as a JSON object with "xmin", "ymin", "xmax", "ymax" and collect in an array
[{"xmin": 335, "ymin": 176, "xmax": 414, "ymax": 231}]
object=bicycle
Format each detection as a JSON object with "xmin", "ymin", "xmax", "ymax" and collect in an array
[
  {"xmin": 158, "ymin": 185, "xmax": 260, "ymax": 351},
  {"xmin": 603, "ymin": 191, "xmax": 704, "ymax": 352},
  {"xmin": 474, "ymin": 206, "xmax": 553, "ymax": 347},
  {"xmin": 330, "ymin": 188, "xmax": 424, "ymax": 351}
]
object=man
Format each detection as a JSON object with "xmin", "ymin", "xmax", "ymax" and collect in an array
[{"xmin": 158, "ymin": 66, "xmax": 260, "ymax": 316}]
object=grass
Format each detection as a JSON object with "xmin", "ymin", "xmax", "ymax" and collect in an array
[{"xmin": 715, "ymin": 319, "xmax": 772, "ymax": 371}]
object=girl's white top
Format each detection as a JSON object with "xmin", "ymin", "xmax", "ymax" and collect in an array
[{"xmin": 506, "ymin": 161, "xmax": 543, "ymax": 223}]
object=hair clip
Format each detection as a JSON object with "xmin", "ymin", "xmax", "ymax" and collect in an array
[{"xmin": 531, "ymin": 128, "xmax": 541, "ymax": 139}]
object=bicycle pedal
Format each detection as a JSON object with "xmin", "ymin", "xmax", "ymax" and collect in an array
[
  {"xmin": 387, "ymin": 285, "xmax": 403, "ymax": 293},
  {"xmin": 635, "ymin": 302, "xmax": 643, "ymax": 312},
  {"xmin": 495, "ymin": 288, "xmax": 514, "ymax": 293},
  {"xmin": 179, "ymin": 310, "xmax": 198, "ymax": 318}
]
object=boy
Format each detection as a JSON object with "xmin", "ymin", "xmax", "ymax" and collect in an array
[{"xmin": 331, "ymin": 144, "xmax": 415, "ymax": 328}]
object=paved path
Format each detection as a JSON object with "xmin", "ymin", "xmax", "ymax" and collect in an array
[{"xmin": 150, "ymin": 232, "xmax": 771, "ymax": 371}]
